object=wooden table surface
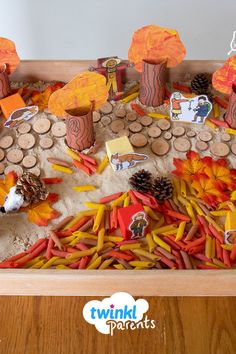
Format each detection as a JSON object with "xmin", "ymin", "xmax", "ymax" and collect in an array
[{"xmin": 0, "ymin": 296, "xmax": 235, "ymax": 354}]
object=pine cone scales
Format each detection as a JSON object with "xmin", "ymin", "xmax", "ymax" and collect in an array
[
  {"xmin": 16, "ymin": 172, "xmax": 48, "ymax": 205},
  {"xmin": 152, "ymin": 177, "xmax": 173, "ymax": 202},
  {"xmin": 191, "ymin": 73, "xmax": 209, "ymax": 95},
  {"xmin": 129, "ymin": 169, "xmax": 152, "ymax": 193}
]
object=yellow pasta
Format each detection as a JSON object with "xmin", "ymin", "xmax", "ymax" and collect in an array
[
  {"xmin": 186, "ymin": 203, "xmax": 196, "ymax": 224},
  {"xmin": 99, "ymin": 258, "xmax": 114, "ymax": 270},
  {"xmin": 120, "ymin": 243, "xmax": 142, "ymax": 251},
  {"xmin": 153, "ymin": 224, "xmax": 177, "ymax": 234},
  {"xmin": 66, "ymin": 147, "xmax": 82, "ymax": 162},
  {"xmin": 210, "ymin": 210, "xmax": 228, "ymax": 217},
  {"xmin": 113, "ymin": 264, "xmax": 125, "ymax": 270},
  {"xmin": 84, "ymin": 202, "xmax": 103, "ymax": 209},
  {"xmin": 121, "ymin": 92, "xmax": 139, "ymax": 103},
  {"xmin": 225, "ymin": 128, "xmax": 236, "ymax": 135},
  {"xmin": 123, "ymin": 196, "xmax": 130, "ymax": 207},
  {"xmin": 87, "ymin": 252, "xmax": 98, "ymax": 266},
  {"xmin": 129, "ymin": 261, "xmax": 155, "ymax": 268},
  {"xmin": 213, "ymin": 103, "xmax": 220, "ymax": 118},
  {"xmin": 110, "ymin": 192, "xmax": 128, "ymax": 208},
  {"xmin": 205, "ymin": 235, "xmax": 212, "ymax": 259},
  {"xmin": 143, "ymin": 206, "xmax": 160, "ymax": 221},
  {"xmin": 87, "ymin": 256, "xmax": 102, "ymax": 270},
  {"xmin": 146, "ymin": 233, "xmax": 156, "ymax": 252},
  {"xmin": 180, "ymin": 179, "xmax": 187, "ymax": 197},
  {"xmin": 25, "ymin": 256, "xmax": 43, "ymax": 268},
  {"xmin": 189, "ymin": 200, "xmax": 204, "ymax": 216},
  {"xmin": 147, "ymin": 112, "xmax": 169, "ymax": 119},
  {"xmin": 175, "ymin": 221, "xmax": 186, "ymax": 241},
  {"xmin": 41, "ymin": 257, "xmax": 60, "ymax": 269},
  {"xmin": 56, "ymin": 265, "xmax": 71, "ymax": 269},
  {"xmin": 51, "ymin": 164, "xmax": 73, "ymax": 174},
  {"xmin": 205, "ymin": 216, "xmax": 224, "ymax": 233},
  {"xmin": 67, "ymin": 247, "xmax": 97, "ymax": 260},
  {"xmin": 221, "ymin": 244, "xmax": 234, "ymax": 251},
  {"xmin": 30, "ymin": 260, "xmax": 46, "ymax": 269},
  {"xmin": 97, "ymin": 156, "xmax": 109, "ymax": 174},
  {"xmin": 212, "ymin": 258, "xmax": 227, "ymax": 268},
  {"xmin": 93, "ymin": 205, "xmax": 106, "ymax": 232},
  {"xmin": 97, "ymin": 228, "xmax": 105, "ymax": 252},
  {"xmin": 104, "ymin": 236, "xmax": 123, "ymax": 242},
  {"xmin": 73, "ymin": 185, "xmax": 96, "ymax": 192},
  {"xmin": 132, "ymin": 248, "xmax": 159, "ymax": 261},
  {"xmin": 152, "ymin": 233, "xmax": 171, "ymax": 252},
  {"xmin": 204, "ymin": 120, "xmax": 218, "ymax": 130}
]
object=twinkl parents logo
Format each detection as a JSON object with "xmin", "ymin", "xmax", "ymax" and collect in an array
[
  {"xmin": 228, "ymin": 31, "xmax": 236, "ymax": 56},
  {"xmin": 83, "ymin": 292, "xmax": 156, "ymax": 335}
]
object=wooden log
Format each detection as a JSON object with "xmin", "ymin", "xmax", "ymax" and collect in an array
[
  {"xmin": 225, "ymin": 83, "xmax": 236, "ymax": 128},
  {"xmin": 0, "ymin": 64, "xmax": 11, "ymax": 99}
]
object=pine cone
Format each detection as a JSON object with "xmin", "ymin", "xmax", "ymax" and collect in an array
[
  {"xmin": 191, "ymin": 74, "xmax": 209, "ymax": 95},
  {"xmin": 15, "ymin": 172, "xmax": 48, "ymax": 205},
  {"xmin": 152, "ymin": 177, "xmax": 173, "ymax": 202},
  {"xmin": 129, "ymin": 169, "xmax": 152, "ymax": 193}
]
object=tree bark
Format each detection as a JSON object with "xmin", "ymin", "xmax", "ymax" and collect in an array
[
  {"xmin": 0, "ymin": 64, "xmax": 11, "ymax": 99},
  {"xmin": 65, "ymin": 104, "xmax": 95, "ymax": 151},
  {"xmin": 139, "ymin": 59, "xmax": 167, "ymax": 107},
  {"xmin": 225, "ymin": 84, "xmax": 236, "ymax": 128}
]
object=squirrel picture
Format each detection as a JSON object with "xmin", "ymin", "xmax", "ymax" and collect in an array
[{"xmin": 110, "ymin": 153, "xmax": 148, "ymax": 171}]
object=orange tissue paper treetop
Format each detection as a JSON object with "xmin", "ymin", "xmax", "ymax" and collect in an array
[{"xmin": 0, "ymin": 37, "xmax": 20, "ymax": 74}]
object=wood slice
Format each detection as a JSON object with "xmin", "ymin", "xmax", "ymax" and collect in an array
[
  {"xmin": 157, "ymin": 119, "xmax": 171, "ymax": 131},
  {"xmin": 101, "ymin": 115, "xmax": 112, "ymax": 126},
  {"xmin": 22, "ymin": 155, "xmax": 37, "ymax": 169},
  {"xmin": 39, "ymin": 137, "xmax": 54, "ymax": 149},
  {"xmin": 28, "ymin": 167, "xmax": 41, "ymax": 177},
  {"xmin": 5, "ymin": 164, "xmax": 23, "ymax": 177},
  {"xmin": 221, "ymin": 133, "xmax": 231, "ymax": 142},
  {"xmin": 172, "ymin": 126, "xmax": 185, "ymax": 137},
  {"xmin": 198, "ymin": 131, "xmax": 213, "ymax": 142},
  {"xmin": 147, "ymin": 126, "xmax": 161, "ymax": 138},
  {"xmin": 118, "ymin": 129, "xmax": 130, "ymax": 137},
  {"xmin": 0, "ymin": 148, "xmax": 4, "ymax": 161},
  {"xmin": 140, "ymin": 116, "xmax": 153, "ymax": 127},
  {"xmin": 129, "ymin": 122, "xmax": 142, "ymax": 133},
  {"xmin": 110, "ymin": 119, "xmax": 125, "ymax": 133},
  {"xmin": 100, "ymin": 102, "xmax": 113, "ymax": 114},
  {"xmin": 196, "ymin": 140, "xmax": 209, "ymax": 151},
  {"xmin": 151, "ymin": 138, "xmax": 170, "ymax": 156},
  {"xmin": 0, "ymin": 135, "xmax": 14, "ymax": 149},
  {"xmin": 51, "ymin": 122, "xmax": 66, "ymax": 137},
  {"xmin": 130, "ymin": 133, "xmax": 148, "ymax": 147},
  {"xmin": 174, "ymin": 137, "xmax": 191, "ymax": 152},
  {"xmin": 33, "ymin": 118, "xmax": 51, "ymax": 134},
  {"xmin": 231, "ymin": 143, "xmax": 236, "ymax": 155},
  {"xmin": 126, "ymin": 112, "xmax": 137, "ymax": 122},
  {"xmin": 114, "ymin": 107, "xmax": 126, "ymax": 118},
  {"xmin": 18, "ymin": 122, "xmax": 31, "ymax": 134},
  {"xmin": 0, "ymin": 162, "xmax": 5, "ymax": 174},
  {"xmin": 210, "ymin": 142, "xmax": 230, "ymax": 157},
  {"xmin": 163, "ymin": 131, "xmax": 172, "ymax": 140},
  {"xmin": 18, "ymin": 133, "xmax": 36, "ymax": 149},
  {"xmin": 7, "ymin": 149, "xmax": 24, "ymax": 164},
  {"xmin": 186, "ymin": 130, "xmax": 196, "ymax": 138},
  {"xmin": 93, "ymin": 111, "xmax": 101, "ymax": 123}
]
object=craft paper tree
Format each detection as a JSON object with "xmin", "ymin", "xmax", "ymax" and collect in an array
[
  {"xmin": 212, "ymin": 55, "xmax": 236, "ymax": 128},
  {"xmin": 0, "ymin": 37, "xmax": 20, "ymax": 99},
  {"xmin": 48, "ymin": 71, "xmax": 108, "ymax": 151},
  {"xmin": 128, "ymin": 25, "xmax": 186, "ymax": 107}
]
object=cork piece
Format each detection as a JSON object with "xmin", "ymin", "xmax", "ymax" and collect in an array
[
  {"xmin": 18, "ymin": 122, "xmax": 31, "ymax": 134},
  {"xmin": 151, "ymin": 138, "xmax": 170, "ymax": 156},
  {"xmin": 157, "ymin": 119, "xmax": 171, "ymax": 131},
  {"xmin": 118, "ymin": 129, "xmax": 130, "ymax": 137},
  {"xmin": 130, "ymin": 133, "xmax": 148, "ymax": 148},
  {"xmin": 101, "ymin": 115, "xmax": 112, "ymax": 126},
  {"xmin": 114, "ymin": 107, "xmax": 126, "ymax": 118},
  {"xmin": 18, "ymin": 133, "xmax": 36, "ymax": 150},
  {"xmin": 110, "ymin": 119, "xmax": 125, "ymax": 133},
  {"xmin": 163, "ymin": 131, "xmax": 172, "ymax": 140},
  {"xmin": 140, "ymin": 116, "xmax": 153, "ymax": 127},
  {"xmin": 22, "ymin": 155, "xmax": 37, "ymax": 169},
  {"xmin": 33, "ymin": 118, "xmax": 51, "ymax": 134},
  {"xmin": 5, "ymin": 164, "xmax": 23, "ymax": 177},
  {"xmin": 28, "ymin": 167, "xmax": 41, "ymax": 177},
  {"xmin": 126, "ymin": 112, "xmax": 137, "ymax": 122},
  {"xmin": 174, "ymin": 137, "xmax": 191, "ymax": 153},
  {"xmin": 221, "ymin": 133, "xmax": 231, "ymax": 142},
  {"xmin": 0, "ymin": 162, "xmax": 5, "ymax": 174},
  {"xmin": 186, "ymin": 130, "xmax": 196, "ymax": 138},
  {"xmin": 230, "ymin": 143, "xmax": 236, "ymax": 155},
  {"xmin": 196, "ymin": 140, "xmax": 209, "ymax": 151},
  {"xmin": 100, "ymin": 102, "xmax": 113, "ymax": 115},
  {"xmin": 51, "ymin": 121, "xmax": 66, "ymax": 137},
  {"xmin": 0, "ymin": 148, "xmax": 4, "ymax": 161},
  {"xmin": 93, "ymin": 111, "xmax": 101, "ymax": 123},
  {"xmin": 0, "ymin": 135, "xmax": 14, "ymax": 149},
  {"xmin": 198, "ymin": 131, "xmax": 213, "ymax": 142},
  {"xmin": 39, "ymin": 137, "xmax": 54, "ymax": 149},
  {"xmin": 147, "ymin": 126, "xmax": 161, "ymax": 138},
  {"xmin": 172, "ymin": 126, "xmax": 185, "ymax": 137},
  {"xmin": 6, "ymin": 149, "xmax": 24, "ymax": 164},
  {"xmin": 129, "ymin": 122, "xmax": 142, "ymax": 133},
  {"xmin": 210, "ymin": 142, "xmax": 230, "ymax": 157}
]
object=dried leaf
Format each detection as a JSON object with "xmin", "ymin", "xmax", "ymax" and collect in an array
[
  {"xmin": 31, "ymin": 82, "xmax": 64, "ymax": 111},
  {"xmin": 26, "ymin": 201, "xmax": 60, "ymax": 226},
  {"xmin": 172, "ymin": 151, "xmax": 205, "ymax": 181},
  {"xmin": 0, "ymin": 172, "xmax": 18, "ymax": 205}
]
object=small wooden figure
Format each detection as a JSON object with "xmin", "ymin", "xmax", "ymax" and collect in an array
[{"xmin": 117, "ymin": 203, "xmax": 148, "ymax": 239}]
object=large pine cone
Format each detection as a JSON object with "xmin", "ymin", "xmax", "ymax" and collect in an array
[
  {"xmin": 191, "ymin": 73, "xmax": 209, "ymax": 95},
  {"xmin": 152, "ymin": 177, "xmax": 173, "ymax": 202},
  {"xmin": 15, "ymin": 172, "xmax": 48, "ymax": 205},
  {"xmin": 129, "ymin": 169, "xmax": 152, "ymax": 193}
]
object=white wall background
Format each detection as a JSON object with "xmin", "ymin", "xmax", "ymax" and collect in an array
[{"xmin": 0, "ymin": 0, "xmax": 235, "ymax": 60}]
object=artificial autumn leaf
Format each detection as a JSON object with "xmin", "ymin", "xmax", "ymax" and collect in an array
[
  {"xmin": 26, "ymin": 201, "xmax": 60, "ymax": 226},
  {"xmin": 0, "ymin": 172, "xmax": 18, "ymax": 205},
  {"xmin": 48, "ymin": 71, "xmax": 108, "ymax": 118},
  {"xmin": 212, "ymin": 55, "xmax": 236, "ymax": 94},
  {"xmin": 31, "ymin": 82, "xmax": 64, "ymax": 111},
  {"xmin": 172, "ymin": 151, "xmax": 205, "ymax": 182},
  {"xmin": 128, "ymin": 25, "xmax": 186, "ymax": 72},
  {"xmin": 0, "ymin": 37, "xmax": 20, "ymax": 74}
]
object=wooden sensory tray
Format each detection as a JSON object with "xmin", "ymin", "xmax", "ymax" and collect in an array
[{"xmin": 1, "ymin": 59, "xmax": 235, "ymax": 297}]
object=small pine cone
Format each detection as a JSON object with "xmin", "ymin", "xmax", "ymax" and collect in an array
[
  {"xmin": 15, "ymin": 172, "xmax": 48, "ymax": 205},
  {"xmin": 129, "ymin": 169, "xmax": 152, "ymax": 193},
  {"xmin": 191, "ymin": 73, "xmax": 209, "ymax": 95},
  {"xmin": 152, "ymin": 177, "xmax": 173, "ymax": 202}
]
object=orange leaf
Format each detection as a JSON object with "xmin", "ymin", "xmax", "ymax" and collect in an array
[
  {"xmin": 31, "ymin": 82, "xmax": 64, "ymax": 111},
  {"xmin": 48, "ymin": 71, "xmax": 108, "ymax": 118},
  {"xmin": 26, "ymin": 201, "xmax": 60, "ymax": 226},
  {"xmin": 128, "ymin": 25, "xmax": 186, "ymax": 72},
  {"xmin": 172, "ymin": 151, "xmax": 205, "ymax": 181},
  {"xmin": 192, "ymin": 175, "xmax": 229, "ymax": 206},
  {"xmin": 0, "ymin": 37, "xmax": 20, "ymax": 74},
  {"xmin": 0, "ymin": 172, "xmax": 18, "ymax": 205},
  {"xmin": 212, "ymin": 55, "xmax": 236, "ymax": 94}
]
